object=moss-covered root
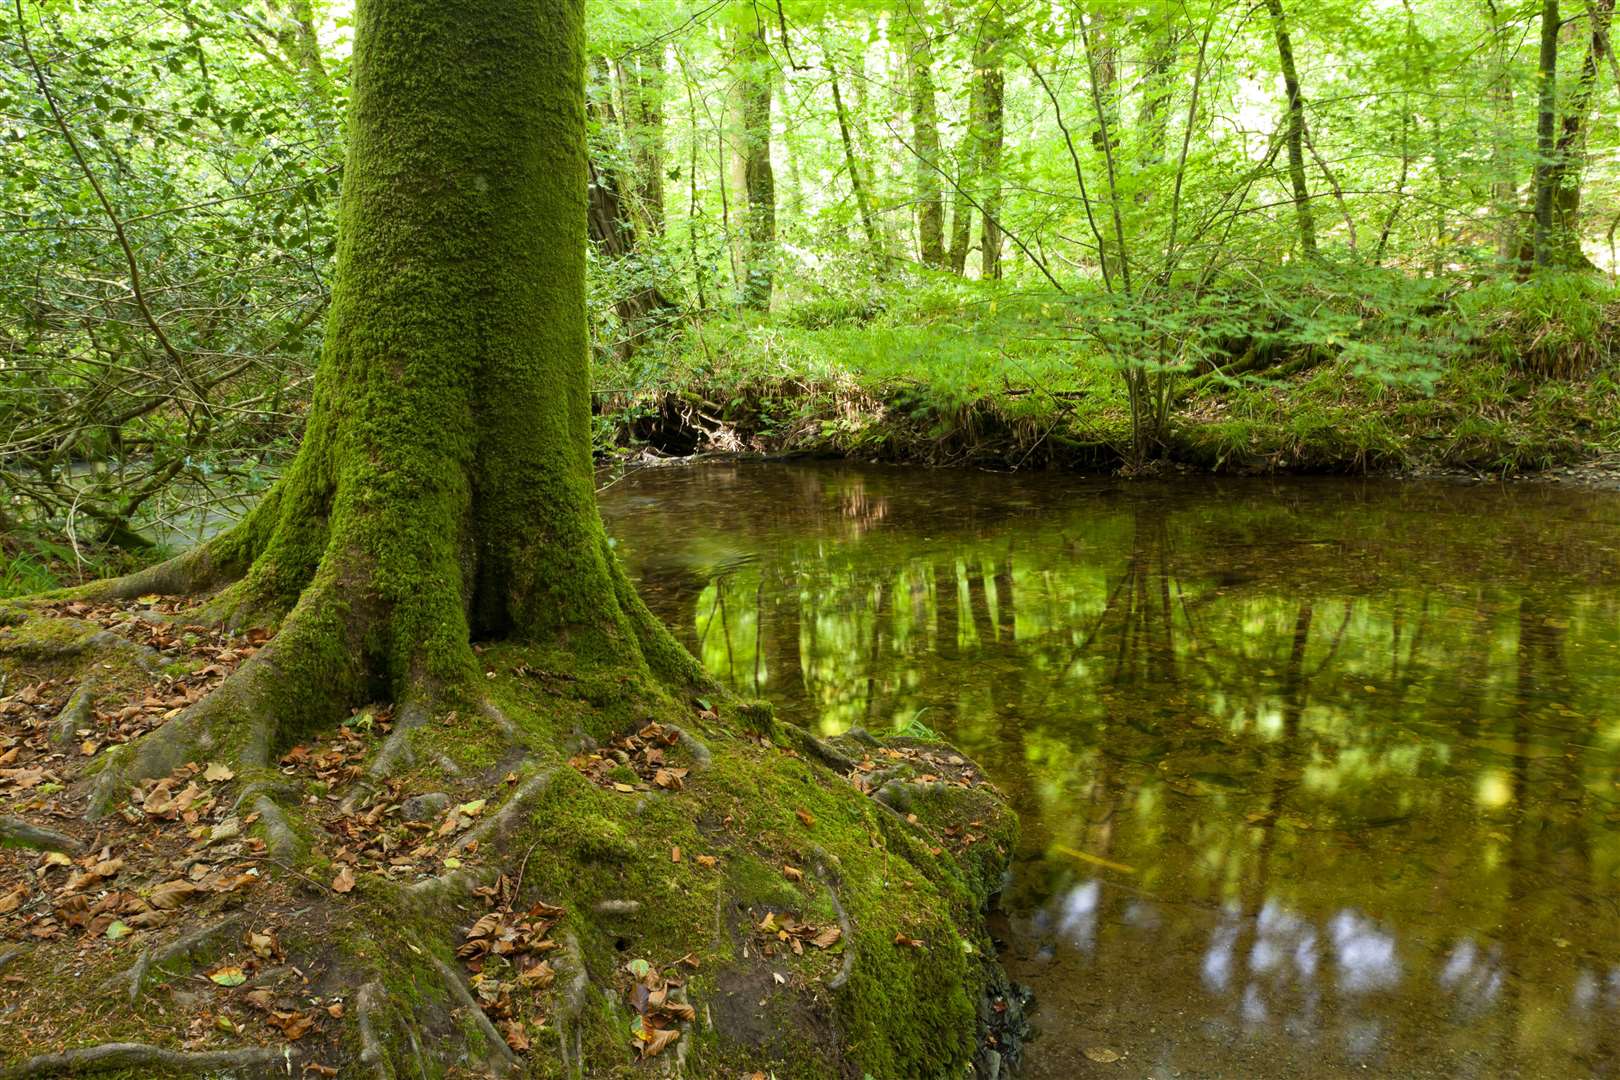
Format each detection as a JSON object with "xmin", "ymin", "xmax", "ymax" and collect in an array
[{"xmin": 0, "ymin": 1043, "xmax": 286, "ymax": 1080}]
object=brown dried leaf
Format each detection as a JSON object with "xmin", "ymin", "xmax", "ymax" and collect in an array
[
  {"xmin": 330, "ymin": 866, "xmax": 355, "ymax": 894},
  {"xmin": 640, "ymin": 1026, "xmax": 679, "ymax": 1058}
]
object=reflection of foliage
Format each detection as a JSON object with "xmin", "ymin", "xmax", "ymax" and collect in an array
[{"xmin": 612, "ymin": 465, "xmax": 1620, "ymax": 1045}]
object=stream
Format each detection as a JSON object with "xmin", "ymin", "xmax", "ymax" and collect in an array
[{"xmin": 599, "ymin": 460, "xmax": 1620, "ymax": 1079}]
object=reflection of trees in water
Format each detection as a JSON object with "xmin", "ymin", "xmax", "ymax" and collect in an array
[{"xmin": 609, "ymin": 466, "xmax": 1620, "ymax": 1070}]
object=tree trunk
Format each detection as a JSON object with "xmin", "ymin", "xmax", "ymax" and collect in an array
[
  {"xmin": 974, "ymin": 13, "xmax": 1005, "ymax": 280},
  {"xmin": 1544, "ymin": 0, "xmax": 1613, "ymax": 268},
  {"xmin": 736, "ymin": 11, "xmax": 776, "ymax": 308},
  {"xmin": 78, "ymin": 0, "xmax": 691, "ymax": 738},
  {"xmin": 907, "ymin": 17, "xmax": 947, "ymax": 268},
  {"xmin": 615, "ymin": 49, "xmax": 667, "ymax": 236},
  {"xmin": 1264, "ymin": 0, "xmax": 1318, "ymax": 257},
  {"xmin": 946, "ymin": 28, "xmax": 982, "ymax": 277},
  {"xmin": 589, "ymin": 60, "xmax": 677, "ymax": 355},
  {"xmin": 1531, "ymin": 0, "xmax": 1561, "ymax": 268},
  {"xmin": 828, "ymin": 58, "xmax": 885, "ymax": 264},
  {"xmin": 1485, "ymin": 0, "xmax": 1521, "ymax": 265}
]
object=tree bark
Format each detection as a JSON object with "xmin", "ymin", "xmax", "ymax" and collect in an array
[
  {"xmin": 1531, "ymin": 0, "xmax": 1561, "ymax": 268},
  {"xmin": 1264, "ymin": 0, "xmax": 1318, "ymax": 257},
  {"xmin": 1545, "ymin": 0, "xmax": 1612, "ymax": 268},
  {"xmin": 735, "ymin": 11, "xmax": 776, "ymax": 308},
  {"xmin": 615, "ymin": 49, "xmax": 667, "ymax": 236},
  {"xmin": 906, "ymin": 17, "xmax": 947, "ymax": 268},
  {"xmin": 828, "ymin": 58, "xmax": 885, "ymax": 264},
  {"xmin": 974, "ymin": 12, "xmax": 1005, "ymax": 280}
]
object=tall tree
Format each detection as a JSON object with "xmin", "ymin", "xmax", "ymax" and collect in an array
[
  {"xmin": 615, "ymin": 47, "xmax": 667, "ymax": 235},
  {"xmin": 828, "ymin": 54, "xmax": 886, "ymax": 264},
  {"xmin": 1263, "ymin": 0, "xmax": 1318, "ymax": 256},
  {"xmin": 1544, "ymin": 0, "xmax": 1614, "ymax": 268},
  {"xmin": 974, "ymin": 7, "xmax": 1006, "ymax": 279},
  {"xmin": 1530, "ymin": 0, "xmax": 1561, "ymax": 267},
  {"xmin": 76, "ymin": 0, "xmax": 694, "ymax": 742},
  {"xmin": 906, "ymin": 14, "xmax": 947, "ymax": 268},
  {"xmin": 734, "ymin": 8, "xmax": 777, "ymax": 307}
]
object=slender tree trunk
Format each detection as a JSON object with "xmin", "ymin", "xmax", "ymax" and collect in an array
[
  {"xmin": 1264, "ymin": 0, "xmax": 1318, "ymax": 256},
  {"xmin": 1484, "ymin": 0, "xmax": 1520, "ymax": 265},
  {"xmin": 907, "ymin": 17, "xmax": 947, "ymax": 267},
  {"xmin": 735, "ymin": 11, "xmax": 776, "ymax": 307},
  {"xmin": 1531, "ymin": 0, "xmax": 1561, "ymax": 268},
  {"xmin": 589, "ymin": 59, "xmax": 676, "ymax": 355},
  {"xmin": 974, "ymin": 13, "xmax": 1005, "ymax": 280},
  {"xmin": 828, "ymin": 58, "xmax": 885, "ymax": 264},
  {"xmin": 615, "ymin": 49, "xmax": 667, "ymax": 236}
]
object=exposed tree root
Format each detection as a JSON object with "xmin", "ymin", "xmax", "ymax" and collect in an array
[
  {"xmin": 453, "ymin": 766, "xmax": 554, "ymax": 855},
  {"xmin": 432, "ymin": 956, "xmax": 517, "ymax": 1077},
  {"xmin": 0, "ymin": 1042, "xmax": 285, "ymax": 1079},
  {"xmin": 553, "ymin": 932, "xmax": 592, "ymax": 1079},
  {"xmin": 48, "ymin": 680, "xmax": 94, "ymax": 748},
  {"xmin": 0, "ymin": 625, "xmax": 161, "ymax": 675},
  {"xmin": 813, "ymin": 863, "xmax": 857, "ymax": 991},
  {"xmin": 107, "ymin": 913, "xmax": 245, "ymax": 1004},
  {"xmin": 354, "ymin": 981, "xmax": 395, "ymax": 1080},
  {"xmin": 0, "ymin": 816, "xmax": 82, "ymax": 854}
]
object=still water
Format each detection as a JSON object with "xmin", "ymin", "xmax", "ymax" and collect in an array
[{"xmin": 599, "ymin": 462, "xmax": 1620, "ymax": 1080}]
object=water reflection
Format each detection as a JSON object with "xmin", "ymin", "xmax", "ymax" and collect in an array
[{"xmin": 602, "ymin": 462, "xmax": 1620, "ymax": 1079}]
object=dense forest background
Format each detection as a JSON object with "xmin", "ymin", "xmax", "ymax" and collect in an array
[{"xmin": 5, "ymin": 0, "xmax": 1620, "ymax": 590}]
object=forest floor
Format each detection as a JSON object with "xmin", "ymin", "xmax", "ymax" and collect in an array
[{"xmin": 0, "ymin": 591, "xmax": 1022, "ymax": 1079}]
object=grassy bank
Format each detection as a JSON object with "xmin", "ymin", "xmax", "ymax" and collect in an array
[{"xmin": 596, "ymin": 268, "xmax": 1620, "ymax": 476}]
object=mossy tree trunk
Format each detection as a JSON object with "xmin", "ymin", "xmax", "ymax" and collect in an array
[{"xmin": 86, "ymin": 0, "xmax": 692, "ymax": 772}]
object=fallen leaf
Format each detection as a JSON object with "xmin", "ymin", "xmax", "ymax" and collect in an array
[
  {"xmin": 331, "ymin": 866, "xmax": 356, "ymax": 894},
  {"xmin": 501, "ymin": 1019, "xmax": 531, "ymax": 1053},
  {"xmin": 782, "ymin": 865, "xmax": 803, "ymax": 882},
  {"xmin": 104, "ymin": 920, "xmax": 132, "ymax": 941},
  {"xmin": 148, "ymin": 879, "xmax": 203, "ymax": 910},
  {"xmin": 269, "ymin": 1010, "xmax": 314, "ymax": 1040},
  {"xmin": 640, "ymin": 1026, "xmax": 679, "ymax": 1058},
  {"xmin": 893, "ymin": 933, "xmax": 926, "ymax": 949},
  {"xmin": 795, "ymin": 808, "xmax": 815, "ymax": 827},
  {"xmin": 0, "ymin": 885, "xmax": 28, "ymax": 915},
  {"xmin": 670, "ymin": 846, "xmax": 681, "ymax": 863},
  {"xmin": 1084, "ymin": 1047, "xmax": 1122, "ymax": 1064},
  {"xmin": 695, "ymin": 855, "xmax": 717, "ymax": 868},
  {"xmin": 810, "ymin": 926, "xmax": 842, "ymax": 949},
  {"xmin": 208, "ymin": 966, "xmax": 248, "ymax": 987},
  {"xmin": 248, "ymin": 931, "xmax": 275, "ymax": 958},
  {"xmin": 203, "ymin": 763, "xmax": 235, "ymax": 783}
]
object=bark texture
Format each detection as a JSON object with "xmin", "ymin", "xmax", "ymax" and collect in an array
[
  {"xmin": 1265, "ymin": 0, "xmax": 1318, "ymax": 256},
  {"xmin": 907, "ymin": 18, "xmax": 947, "ymax": 268}
]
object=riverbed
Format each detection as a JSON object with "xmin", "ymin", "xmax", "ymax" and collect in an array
[{"xmin": 600, "ymin": 461, "xmax": 1620, "ymax": 1079}]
